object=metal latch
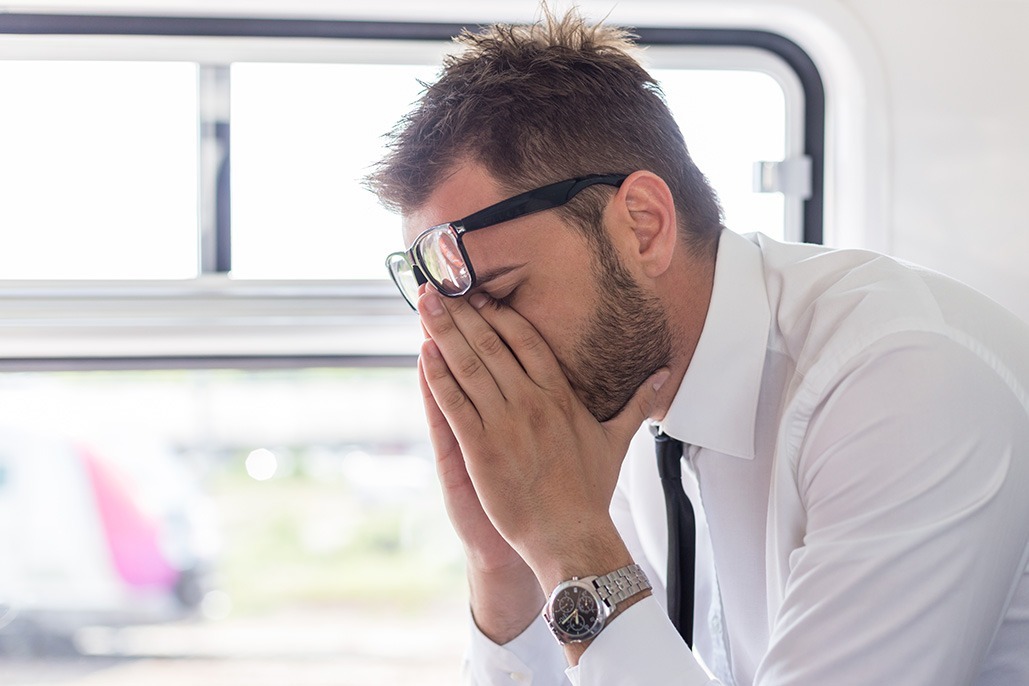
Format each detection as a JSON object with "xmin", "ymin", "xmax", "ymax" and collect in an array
[{"xmin": 753, "ymin": 156, "xmax": 812, "ymax": 199}]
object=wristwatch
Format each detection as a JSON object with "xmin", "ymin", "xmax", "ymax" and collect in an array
[{"xmin": 542, "ymin": 563, "xmax": 651, "ymax": 644}]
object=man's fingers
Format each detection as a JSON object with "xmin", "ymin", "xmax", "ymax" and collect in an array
[
  {"xmin": 417, "ymin": 354, "xmax": 460, "ymax": 453},
  {"xmin": 428, "ymin": 290, "xmax": 529, "ymax": 401},
  {"xmin": 418, "ymin": 354, "xmax": 479, "ymax": 495},
  {"xmin": 420, "ymin": 337, "xmax": 485, "ymax": 432},
  {"xmin": 468, "ymin": 294, "xmax": 570, "ymax": 393},
  {"xmin": 419, "ymin": 289, "xmax": 506, "ymax": 409},
  {"xmin": 603, "ymin": 368, "xmax": 671, "ymax": 450}
]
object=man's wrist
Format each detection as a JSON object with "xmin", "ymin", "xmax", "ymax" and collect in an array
[
  {"xmin": 469, "ymin": 519, "xmax": 637, "ymax": 654},
  {"xmin": 530, "ymin": 520, "xmax": 633, "ymax": 593},
  {"xmin": 468, "ymin": 560, "xmax": 546, "ymax": 645}
]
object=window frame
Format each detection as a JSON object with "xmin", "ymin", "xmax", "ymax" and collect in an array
[{"xmin": 0, "ymin": 13, "xmax": 824, "ymax": 368}]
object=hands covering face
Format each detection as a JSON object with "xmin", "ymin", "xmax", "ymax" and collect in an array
[{"xmin": 416, "ymin": 287, "xmax": 669, "ymax": 586}]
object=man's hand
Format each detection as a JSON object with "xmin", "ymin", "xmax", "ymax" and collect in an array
[
  {"xmin": 417, "ymin": 287, "xmax": 669, "ymax": 592},
  {"xmin": 417, "ymin": 354, "xmax": 544, "ymax": 643}
]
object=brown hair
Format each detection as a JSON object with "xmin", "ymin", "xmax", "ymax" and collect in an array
[{"xmin": 365, "ymin": 8, "xmax": 723, "ymax": 256}]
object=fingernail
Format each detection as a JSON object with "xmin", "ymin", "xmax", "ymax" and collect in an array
[
  {"xmin": 423, "ymin": 339, "xmax": 441, "ymax": 358},
  {"xmin": 652, "ymin": 369, "xmax": 671, "ymax": 392},
  {"xmin": 422, "ymin": 291, "xmax": 444, "ymax": 316},
  {"xmin": 468, "ymin": 293, "xmax": 488, "ymax": 310}
]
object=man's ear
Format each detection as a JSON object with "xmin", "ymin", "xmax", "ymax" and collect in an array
[{"xmin": 609, "ymin": 170, "xmax": 678, "ymax": 278}]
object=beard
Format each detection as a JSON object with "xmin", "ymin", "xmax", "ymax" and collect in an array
[{"xmin": 565, "ymin": 238, "xmax": 674, "ymax": 423}]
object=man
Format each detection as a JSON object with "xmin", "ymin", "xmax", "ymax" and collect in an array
[{"xmin": 367, "ymin": 10, "xmax": 1029, "ymax": 685}]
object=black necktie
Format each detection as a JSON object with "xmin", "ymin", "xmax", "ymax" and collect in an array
[{"xmin": 654, "ymin": 429, "xmax": 695, "ymax": 648}]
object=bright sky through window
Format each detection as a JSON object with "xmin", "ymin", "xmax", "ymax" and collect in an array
[
  {"xmin": 0, "ymin": 61, "xmax": 785, "ymax": 281},
  {"xmin": 0, "ymin": 61, "xmax": 198, "ymax": 279}
]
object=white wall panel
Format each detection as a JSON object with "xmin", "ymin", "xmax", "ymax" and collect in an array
[{"xmin": 839, "ymin": 0, "xmax": 1029, "ymax": 321}]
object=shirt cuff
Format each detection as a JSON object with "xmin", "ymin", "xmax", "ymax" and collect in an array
[
  {"xmin": 568, "ymin": 595, "xmax": 719, "ymax": 686},
  {"xmin": 464, "ymin": 608, "xmax": 569, "ymax": 685}
]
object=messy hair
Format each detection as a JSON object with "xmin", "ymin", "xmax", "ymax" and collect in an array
[{"xmin": 365, "ymin": 7, "xmax": 723, "ymax": 256}]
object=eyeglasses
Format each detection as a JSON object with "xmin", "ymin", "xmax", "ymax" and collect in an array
[{"xmin": 385, "ymin": 173, "xmax": 628, "ymax": 310}]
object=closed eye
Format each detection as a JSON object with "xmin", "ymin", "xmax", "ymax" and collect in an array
[{"xmin": 493, "ymin": 287, "xmax": 518, "ymax": 307}]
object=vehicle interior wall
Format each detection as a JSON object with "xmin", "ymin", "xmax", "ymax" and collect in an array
[{"xmin": 835, "ymin": 0, "xmax": 1029, "ymax": 323}]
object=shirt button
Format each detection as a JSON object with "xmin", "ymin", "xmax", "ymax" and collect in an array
[{"xmin": 508, "ymin": 672, "xmax": 529, "ymax": 683}]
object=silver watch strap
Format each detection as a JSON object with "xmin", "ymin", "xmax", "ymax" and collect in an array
[{"xmin": 593, "ymin": 563, "xmax": 651, "ymax": 609}]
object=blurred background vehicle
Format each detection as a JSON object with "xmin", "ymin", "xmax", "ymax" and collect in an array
[{"xmin": 0, "ymin": 428, "xmax": 218, "ymax": 654}]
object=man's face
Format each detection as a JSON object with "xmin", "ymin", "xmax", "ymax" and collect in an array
[{"xmin": 403, "ymin": 163, "xmax": 672, "ymax": 422}]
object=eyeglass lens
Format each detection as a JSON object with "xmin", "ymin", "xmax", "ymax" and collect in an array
[
  {"xmin": 387, "ymin": 252, "xmax": 421, "ymax": 306},
  {"xmin": 416, "ymin": 226, "xmax": 473, "ymax": 295}
]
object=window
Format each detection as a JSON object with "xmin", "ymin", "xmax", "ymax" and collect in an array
[
  {"xmin": 0, "ymin": 61, "xmax": 198, "ymax": 279},
  {"xmin": 230, "ymin": 62, "xmax": 438, "ymax": 280},
  {"xmin": 656, "ymin": 67, "xmax": 787, "ymax": 240},
  {"xmin": 0, "ymin": 13, "xmax": 823, "ymax": 684},
  {"xmin": 0, "ymin": 27, "xmax": 818, "ymax": 291},
  {"xmin": 0, "ymin": 366, "xmax": 468, "ymax": 682}
]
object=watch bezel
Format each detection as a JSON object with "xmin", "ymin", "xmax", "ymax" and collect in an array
[{"xmin": 543, "ymin": 577, "xmax": 609, "ymax": 644}]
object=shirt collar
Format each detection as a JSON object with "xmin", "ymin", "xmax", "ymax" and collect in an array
[{"xmin": 656, "ymin": 230, "xmax": 770, "ymax": 460}]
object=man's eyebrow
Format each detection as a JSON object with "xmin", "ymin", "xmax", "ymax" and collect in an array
[{"xmin": 474, "ymin": 263, "xmax": 526, "ymax": 288}]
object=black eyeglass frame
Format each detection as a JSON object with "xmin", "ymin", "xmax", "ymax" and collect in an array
[{"xmin": 386, "ymin": 173, "xmax": 628, "ymax": 309}]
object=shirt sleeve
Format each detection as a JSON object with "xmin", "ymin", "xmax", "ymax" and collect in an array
[
  {"xmin": 570, "ymin": 596, "xmax": 722, "ymax": 686},
  {"xmin": 757, "ymin": 332, "xmax": 1029, "ymax": 684},
  {"xmin": 463, "ymin": 609, "xmax": 569, "ymax": 685}
]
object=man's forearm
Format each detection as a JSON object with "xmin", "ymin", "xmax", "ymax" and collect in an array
[{"xmin": 468, "ymin": 559, "xmax": 546, "ymax": 645}]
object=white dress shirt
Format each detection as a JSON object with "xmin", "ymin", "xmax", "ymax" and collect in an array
[{"xmin": 464, "ymin": 230, "xmax": 1029, "ymax": 685}]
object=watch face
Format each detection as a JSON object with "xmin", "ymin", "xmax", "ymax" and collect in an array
[{"xmin": 551, "ymin": 583, "xmax": 603, "ymax": 641}]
